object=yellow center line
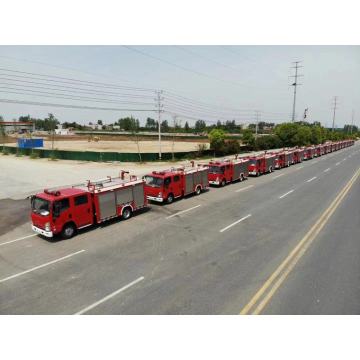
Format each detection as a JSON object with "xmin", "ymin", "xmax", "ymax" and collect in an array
[{"xmin": 239, "ymin": 167, "xmax": 360, "ymax": 315}]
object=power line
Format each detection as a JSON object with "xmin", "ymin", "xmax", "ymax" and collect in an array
[
  {"xmin": 0, "ymin": 98, "xmax": 155, "ymax": 112},
  {"xmin": 122, "ymin": 46, "xmax": 254, "ymax": 88},
  {"xmin": 0, "ymin": 67, "xmax": 155, "ymax": 92},
  {"xmin": 290, "ymin": 61, "xmax": 303, "ymax": 122},
  {"xmin": 0, "ymin": 87, "xmax": 154, "ymax": 107},
  {"xmin": 176, "ymin": 46, "xmax": 243, "ymax": 74},
  {"xmin": 0, "ymin": 76, "xmax": 155, "ymax": 99}
]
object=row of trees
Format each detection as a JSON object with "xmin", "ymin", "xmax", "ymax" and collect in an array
[{"xmin": 208, "ymin": 122, "xmax": 358, "ymax": 155}]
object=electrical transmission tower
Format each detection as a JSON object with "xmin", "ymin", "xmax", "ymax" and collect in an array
[
  {"xmin": 155, "ymin": 90, "xmax": 164, "ymax": 159},
  {"xmin": 290, "ymin": 61, "xmax": 303, "ymax": 122},
  {"xmin": 332, "ymin": 96, "xmax": 338, "ymax": 132},
  {"xmin": 254, "ymin": 110, "xmax": 261, "ymax": 136}
]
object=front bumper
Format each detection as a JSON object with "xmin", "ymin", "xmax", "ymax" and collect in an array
[
  {"xmin": 32, "ymin": 225, "xmax": 53, "ymax": 238},
  {"xmin": 249, "ymin": 171, "xmax": 257, "ymax": 175},
  {"xmin": 209, "ymin": 180, "xmax": 220, "ymax": 185},
  {"xmin": 146, "ymin": 195, "xmax": 164, "ymax": 203}
]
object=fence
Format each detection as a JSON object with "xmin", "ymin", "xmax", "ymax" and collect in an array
[{"xmin": 0, "ymin": 145, "xmax": 214, "ymax": 162}]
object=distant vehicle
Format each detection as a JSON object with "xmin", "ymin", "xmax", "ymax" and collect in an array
[
  {"xmin": 248, "ymin": 154, "xmax": 276, "ymax": 176},
  {"xmin": 144, "ymin": 163, "xmax": 208, "ymax": 203},
  {"xmin": 31, "ymin": 172, "xmax": 147, "ymax": 239},
  {"xmin": 207, "ymin": 158, "xmax": 249, "ymax": 186}
]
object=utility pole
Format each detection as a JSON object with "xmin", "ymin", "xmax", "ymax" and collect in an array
[
  {"xmin": 155, "ymin": 90, "xmax": 164, "ymax": 160},
  {"xmin": 171, "ymin": 114, "xmax": 178, "ymax": 161},
  {"xmin": 290, "ymin": 61, "xmax": 303, "ymax": 122},
  {"xmin": 332, "ymin": 96, "xmax": 338, "ymax": 132},
  {"xmin": 254, "ymin": 110, "xmax": 261, "ymax": 136},
  {"xmin": 350, "ymin": 109, "xmax": 354, "ymax": 134}
]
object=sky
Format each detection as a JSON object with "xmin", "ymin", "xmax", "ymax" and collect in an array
[{"xmin": 0, "ymin": 45, "xmax": 359, "ymax": 128}]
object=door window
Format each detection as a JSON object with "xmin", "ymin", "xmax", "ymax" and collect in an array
[
  {"xmin": 74, "ymin": 194, "xmax": 88, "ymax": 206},
  {"xmin": 164, "ymin": 177, "xmax": 171, "ymax": 186},
  {"xmin": 173, "ymin": 175, "xmax": 180, "ymax": 182}
]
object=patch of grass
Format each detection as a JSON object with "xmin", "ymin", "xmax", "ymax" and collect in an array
[{"xmin": 30, "ymin": 151, "xmax": 40, "ymax": 159}]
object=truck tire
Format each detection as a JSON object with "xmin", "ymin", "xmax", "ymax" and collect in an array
[
  {"xmin": 61, "ymin": 223, "xmax": 76, "ymax": 239},
  {"xmin": 221, "ymin": 178, "xmax": 226, "ymax": 187},
  {"xmin": 269, "ymin": 166, "xmax": 273, "ymax": 173},
  {"xmin": 166, "ymin": 193, "xmax": 174, "ymax": 204},
  {"xmin": 240, "ymin": 174, "xmax": 244, "ymax": 182},
  {"xmin": 195, "ymin": 186, "xmax": 202, "ymax": 195},
  {"xmin": 122, "ymin": 207, "xmax": 132, "ymax": 220}
]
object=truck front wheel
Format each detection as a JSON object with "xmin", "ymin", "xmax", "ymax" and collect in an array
[
  {"xmin": 166, "ymin": 193, "xmax": 174, "ymax": 204},
  {"xmin": 122, "ymin": 207, "xmax": 132, "ymax": 220},
  {"xmin": 61, "ymin": 223, "xmax": 76, "ymax": 239}
]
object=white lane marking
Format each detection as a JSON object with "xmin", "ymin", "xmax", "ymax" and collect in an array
[
  {"xmin": 279, "ymin": 189, "xmax": 294, "ymax": 199},
  {"xmin": 0, "ymin": 250, "xmax": 85, "ymax": 284},
  {"xmin": 273, "ymin": 173, "xmax": 285, "ymax": 179},
  {"xmin": 75, "ymin": 276, "xmax": 145, "ymax": 315},
  {"xmin": 335, "ymin": 162, "xmax": 340, "ymax": 166},
  {"xmin": 235, "ymin": 185, "xmax": 254, "ymax": 193},
  {"xmin": 166, "ymin": 205, "xmax": 201, "ymax": 219},
  {"xmin": 324, "ymin": 168, "xmax": 331, "ymax": 173},
  {"xmin": 219, "ymin": 214, "xmax": 252, "ymax": 233},
  {"xmin": 307, "ymin": 176, "xmax": 317, "ymax": 183},
  {"xmin": 0, "ymin": 234, "xmax": 37, "ymax": 247},
  {"xmin": 295, "ymin": 166, "xmax": 304, "ymax": 170},
  {"xmin": 343, "ymin": 158, "xmax": 347, "ymax": 161}
]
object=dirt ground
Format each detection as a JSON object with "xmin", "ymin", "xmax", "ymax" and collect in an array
[{"xmin": 6, "ymin": 139, "xmax": 209, "ymax": 153}]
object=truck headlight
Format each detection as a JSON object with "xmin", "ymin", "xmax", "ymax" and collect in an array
[
  {"xmin": 45, "ymin": 222, "xmax": 51, "ymax": 231},
  {"xmin": 158, "ymin": 192, "xmax": 162, "ymax": 197}
]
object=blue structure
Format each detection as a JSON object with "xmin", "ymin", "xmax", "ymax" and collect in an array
[{"xmin": 17, "ymin": 138, "xmax": 44, "ymax": 149}]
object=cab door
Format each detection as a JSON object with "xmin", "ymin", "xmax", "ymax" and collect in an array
[
  {"xmin": 72, "ymin": 194, "xmax": 93, "ymax": 227},
  {"xmin": 172, "ymin": 175, "xmax": 182, "ymax": 197}
]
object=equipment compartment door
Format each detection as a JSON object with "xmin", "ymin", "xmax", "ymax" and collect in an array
[
  {"xmin": 233, "ymin": 163, "xmax": 241, "ymax": 179},
  {"xmin": 185, "ymin": 174, "xmax": 194, "ymax": 195},
  {"xmin": 132, "ymin": 184, "xmax": 145, "ymax": 208},
  {"xmin": 98, "ymin": 191, "xmax": 116, "ymax": 220},
  {"xmin": 201, "ymin": 169, "xmax": 209, "ymax": 186}
]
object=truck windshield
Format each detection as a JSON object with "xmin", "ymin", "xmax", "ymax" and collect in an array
[
  {"xmin": 209, "ymin": 166, "xmax": 224, "ymax": 174},
  {"xmin": 144, "ymin": 175, "xmax": 163, "ymax": 188},
  {"xmin": 31, "ymin": 197, "xmax": 51, "ymax": 215},
  {"xmin": 249, "ymin": 159, "xmax": 257, "ymax": 165}
]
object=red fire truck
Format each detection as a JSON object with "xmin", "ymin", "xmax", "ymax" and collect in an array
[
  {"xmin": 31, "ymin": 172, "xmax": 147, "ymax": 239},
  {"xmin": 144, "ymin": 163, "xmax": 209, "ymax": 203},
  {"xmin": 207, "ymin": 158, "xmax": 249, "ymax": 186},
  {"xmin": 274, "ymin": 150, "xmax": 295, "ymax": 169},
  {"xmin": 303, "ymin": 146, "xmax": 315, "ymax": 160},
  {"xmin": 293, "ymin": 148, "xmax": 304, "ymax": 163},
  {"xmin": 248, "ymin": 154, "xmax": 276, "ymax": 176}
]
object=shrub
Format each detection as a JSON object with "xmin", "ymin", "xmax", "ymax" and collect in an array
[{"xmin": 223, "ymin": 139, "xmax": 241, "ymax": 154}]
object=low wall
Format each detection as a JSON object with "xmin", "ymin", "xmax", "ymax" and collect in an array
[{"xmin": 0, "ymin": 145, "xmax": 214, "ymax": 162}]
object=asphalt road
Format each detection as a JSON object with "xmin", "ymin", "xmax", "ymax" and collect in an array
[{"xmin": 0, "ymin": 143, "xmax": 359, "ymax": 314}]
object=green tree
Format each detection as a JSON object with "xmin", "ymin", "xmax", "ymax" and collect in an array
[
  {"xmin": 293, "ymin": 125, "xmax": 312, "ymax": 146},
  {"xmin": 242, "ymin": 129, "xmax": 255, "ymax": 148},
  {"xmin": 118, "ymin": 117, "xmax": 138, "ymax": 131},
  {"xmin": 310, "ymin": 125, "xmax": 323, "ymax": 144},
  {"xmin": 161, "ymin": 120, "xmax": 169, "ymax": 132},
  {"xmin": 274, "ymin": 123, "xmax": 299, "ymax": 146},
  {"xmin": 184, "ymin": 121, "xmax": 190, "ymax": 133},
  {"xmin": 208, "ymin": 128, "xmax": 226, "ymax": 154},
  {"xmin": 194, "ymin": 119, "xmax": 206, "ymax": 133},
  {"xmin": 0, "ymin": 116, "xmax": 5, "ymax": 148},
  {"xmin": 97, "ymin": 119, "xmax": 103, "ymax": 126},
  {"xmin": 145, "ymin": 117, "xmax": 157, "ymax": 131}
]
